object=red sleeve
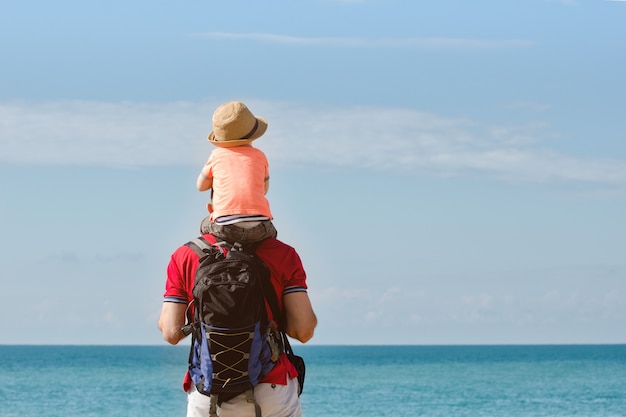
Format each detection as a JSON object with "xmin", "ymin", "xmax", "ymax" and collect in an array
[{"xmin": 163, "ymin": 245, "xmax": 200, "ymax": 303}]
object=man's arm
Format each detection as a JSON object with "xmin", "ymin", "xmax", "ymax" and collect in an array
[
  {"xmin": 158, "ymin": 302, "xmax": 187, "ymax": 345},
  {"xmin": 283, "ymin": 292, "xmax": 317, "ymax": 343}
]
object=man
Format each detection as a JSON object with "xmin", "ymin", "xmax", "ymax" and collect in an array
[{"xmin": 158, "ymin": 224, "xmax": 317, "ymax": 417}]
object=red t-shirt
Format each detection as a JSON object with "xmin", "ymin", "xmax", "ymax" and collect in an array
[{"xmin": 163, "ymin": 234, "xmax": 307, "ymax": 391}]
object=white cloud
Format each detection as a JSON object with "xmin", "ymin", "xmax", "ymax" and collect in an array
[
  {"xmin": 0, "ymin": 100, "xmax": 212, "ymax": 167},
  {"xmin": 2, "ymin": 99, "xmax": 626, "ymax": 186},
  {"xmin": 192, "ymin": 32, "xmax": 533, "ymax": 49}
]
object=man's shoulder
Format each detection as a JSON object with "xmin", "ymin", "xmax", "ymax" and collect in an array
[
  {"xmin": 256, "ymin": 237, "xmax": 302, "ymax": 265},
  {"xmin": 257, "ymin": 237, "xmax": 296, "ymax": 252}
]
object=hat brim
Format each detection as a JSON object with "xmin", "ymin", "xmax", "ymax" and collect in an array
[{"xmin": 207, "ymin": 116, "xmax": 268, "ymax": 148}]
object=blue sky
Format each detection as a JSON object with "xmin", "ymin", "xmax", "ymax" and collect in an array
[{"xmin": 1, "ymin": 0, "xmax": 625, "ymax": 345}]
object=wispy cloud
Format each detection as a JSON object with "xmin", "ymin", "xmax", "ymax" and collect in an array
[
  {"xmin": 192, "ymin": 32, "xmax": 534, "ymax": 49},
  {"xmin": 0, "ymin": 100, "xmax": 211, "ymax": 167},
  {"xmin": 2, "ymin": 99, "xmax": 626, "ymax": 186},
  {"xmin": 312, "ymin": 282, "xmax": 626, "ymax": 330}
]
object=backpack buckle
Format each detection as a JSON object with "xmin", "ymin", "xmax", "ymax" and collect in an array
[
  {"xmin": 266, "ymin": 321, "xmax": 281, "ymax": 362},
  {"xmin": 181, "ymin": 322, "xmax": 198, "ymax": 337}
]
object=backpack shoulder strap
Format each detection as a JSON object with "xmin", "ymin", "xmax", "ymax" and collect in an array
[
  {"xmin": 257, "ymin": 262, "xmax": 285, "ymax": 331},
  {"xmin": 186, "ymin": 236, "xmax": 214, "ymax": 256},
  {"xmin": 261, "ymin": 279, "xmax": 283, "ymax": 328}
]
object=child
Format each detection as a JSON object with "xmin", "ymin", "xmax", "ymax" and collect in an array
[{"xmin": 196, "ymin": 101, "xmax": 277, "ymax": 244}]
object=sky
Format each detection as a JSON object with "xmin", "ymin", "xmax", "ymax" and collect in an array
[{"xmin": 1, "ymin": 0, "xmax": 625, "ymax": 346}]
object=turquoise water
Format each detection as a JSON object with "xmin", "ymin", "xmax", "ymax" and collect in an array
[{"xmin": 1, "ymin": 345, "xmax": 625, "ymax": 416}]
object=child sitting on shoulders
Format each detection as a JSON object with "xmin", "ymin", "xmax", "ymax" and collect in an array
[{"xmin": 196, "ymin": 101, "xmax": 277, "ymax": 244}]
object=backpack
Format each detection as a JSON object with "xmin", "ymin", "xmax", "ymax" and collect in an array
[{"xmin": 182, "ymin": 237, "xmax": 277, "ymax": 402}]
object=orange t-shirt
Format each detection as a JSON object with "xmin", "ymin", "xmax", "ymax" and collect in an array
[{"xmin": 202, "ymin": 145, "xmax": 272, "ymax": 220}]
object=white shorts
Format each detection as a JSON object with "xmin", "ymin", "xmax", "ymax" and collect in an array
[{"xmin": 186, "ymin": 377, "xmax": 302, "ymax": 417}]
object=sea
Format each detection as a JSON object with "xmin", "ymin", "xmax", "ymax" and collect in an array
[{"xmin": 1, "ymin": 344, "xmax": 625, "ymax": 417}]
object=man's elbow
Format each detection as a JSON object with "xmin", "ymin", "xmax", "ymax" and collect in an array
[
  {"xmin": 158, "ymin": 320, "xmax": 182, "ymax": 345},
  {"xmin": 161, "ymin": 328, "xmax": 183, "ymax": 345},
  {"xmin": 294, "ymin": 328, "xmax": 315, "ymax": 344},
  {"xmin": 288, "ymin": 317, "xmax": 318, "ymax": 344}
]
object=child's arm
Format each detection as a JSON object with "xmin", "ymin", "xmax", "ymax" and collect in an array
[
  {"xmin": 264, "ymin": 176, "xmax": 270, "ymax": 195},
  {"xmin": 197, "ymin": 167, "xmax": 213, "ymax": 192}
]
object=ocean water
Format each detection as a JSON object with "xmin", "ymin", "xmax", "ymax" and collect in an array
[{"xmin": 1, "ymin": 345, "xmax": 625, "ymax": 417}]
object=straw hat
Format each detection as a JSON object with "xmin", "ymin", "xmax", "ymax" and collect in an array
[{"xmin": 207, "ymin": 101, "xmax": 268, "ymax": 148}]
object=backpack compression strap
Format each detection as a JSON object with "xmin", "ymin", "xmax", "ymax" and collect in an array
[
  {"xmin": 187, "ymin": 236, "xmax": 223, "ymax": 258},
  {"xmin": 259, "ymin": 270, "xmax": 285, "ymax": 331}
]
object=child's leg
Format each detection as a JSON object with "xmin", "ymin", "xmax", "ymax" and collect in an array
[
  {"xmin": 199, "ymin": 218, "xmax": 245, "ymax": 242},
  {"xmin": 199, "ymin": 217, "xmax": 277, "ymax": 243},
  {"xmin": 241, "ymin": 220, "xmax": 277, "ymax": 242}
]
